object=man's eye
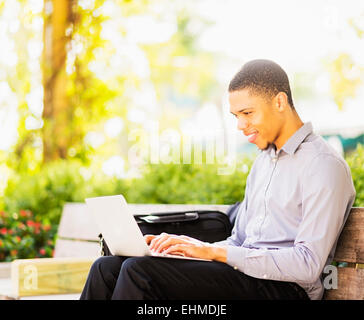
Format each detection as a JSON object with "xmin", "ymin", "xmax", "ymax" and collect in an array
[{"xmin": 243, "ymin": 112, "xmax": 252, "ymax": 115}]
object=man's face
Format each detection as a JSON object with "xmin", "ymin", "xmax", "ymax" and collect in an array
[{"xmin": 229, "ymin": 88, "xmax": 282, "ymax": 150}]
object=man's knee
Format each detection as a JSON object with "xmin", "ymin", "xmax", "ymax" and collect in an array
[
  {"xmin": 90, "ymin": 256, "xmax": 123, "ymax": 277},
  {"xmin": 119, "ymin": 257, "xmax": 157, "ymax": 283},
  {"xmin": 120, "ymin": 257, "xmax": 148, "ymax": 273},
  {"xmin": 115, "ymin": 257, "xmax": 158, "ymax": 299}
]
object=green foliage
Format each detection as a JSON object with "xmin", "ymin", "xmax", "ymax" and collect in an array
[
  {"xmin": 345, "ymin": 144, "xmax": 364, "ymax": 207},
  {"xmin": 5, "ymin": 160, "xmax": 85, "ymax": 225},
  {"xmin": 0, "ymin": 209, "xmax": 56, "ymax": 262},
  {"xmin": 127, "ymin": 158, "xmax": 253, "ymax": 205},
  {"xmin": 3, "ymin": 1, "xmax": 43, "ymax": 173},
  {"xmin": 3, "ymin": 160, "xmax": 128, "ymax": 225},
  {"xmin": 3, "ymin": 0, "xmax": 221, "ymax": 176},
  {"xmin": 65, "ymin": 0, "xmax": 118, "ymax": 163},
  {"xmin": 1, "ymin": 156, "xmax": 253, "ymax": 261},
  {"xmin": 3, "ymin": 156, "xmax": 253, "ymax": 226}
]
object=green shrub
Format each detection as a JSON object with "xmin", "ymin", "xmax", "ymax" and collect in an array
[
  {"xmin": 1, "ymin": 155, "xmax": 253, "ymax": 261},
  {"xmin": 126, "ymin": 156, "xmax": 254, "ymax": 205},
  {"xmin": 4, "ymin": 160, "xmax": 128, "ymax": 225},
  {"xmin": 4, "ymin": 160, "xmax": 86, "ymax": 225},
  {"xmin": 3, "ymin": 155, "xmax": 254, "ymax": 227},
  {"xmin": 0, "ymin": 209, "xmax": 57, "ymax": 262},
  {"xmin": 345, "ymin": 143, "xmax": 364, "ymax": 207}
]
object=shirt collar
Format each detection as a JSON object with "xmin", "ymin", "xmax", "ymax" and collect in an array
[
  {"xmin": 281, "ymin": 122, "xmax": 313, "ymax": 155},
  {"xmin": 264, "ymin": 122, "xmax": 313, "ymax": 157}
]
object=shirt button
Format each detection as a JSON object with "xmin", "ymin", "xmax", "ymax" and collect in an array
[
  {"xmin": 234, "ymin": 266, "xmax": 238, "ymax": 270},
  {"xmin": 263, "ymin": 274, "xmax": 267, "ymax": 279}
]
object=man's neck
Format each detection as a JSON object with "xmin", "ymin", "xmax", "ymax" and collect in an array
[{"xmin": 274, "ymin": 115, "xmax": 304, "ymax": 152}]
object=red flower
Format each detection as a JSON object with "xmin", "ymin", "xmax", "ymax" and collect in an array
[
  {"xmin": 19, "ymin": 210, "xmax": 32, "ymax": 218},
  {"xmin": 26, "ymin": 220, "xmax": 35, "ymax": 227},
  {"xmin": 10, "ymin": 250, "xmax": 18, "ymax": 256},
  {"xmin": 15, "ymin": 236, "xmax": 21, "ymax": 243},
  {"xmin": 19, "ymin": 210, "xmax": 28, "ymax": 217},
  {"xmin": 0, "ymin": 228, "xmax": 7, "ymax": 235},
  {"xmin": 39, "ymin": 248, "xmax": 46, "ymax": 255}
]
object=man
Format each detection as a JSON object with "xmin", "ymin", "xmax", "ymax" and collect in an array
[{"xmin": 80, "ymin": 59, "xmax": 356, "ymax": 300}]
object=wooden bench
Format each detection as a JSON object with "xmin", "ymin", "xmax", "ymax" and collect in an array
[
  {"xmin": 8, "ymin": 204, "xmax": 364, "ymax": 299},
  {"xmin": 323, "ymin": 207, "xmax": 363, "ymax": 299}
]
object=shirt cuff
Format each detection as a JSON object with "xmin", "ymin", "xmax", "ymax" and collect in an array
[{"xmin": 226, "ymin": 245, "xmax": 247, "ymax": 272}]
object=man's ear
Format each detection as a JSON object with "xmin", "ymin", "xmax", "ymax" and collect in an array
[{"xmin": 274, "ymin": 92, "xmax": 289, "ymax": 112}]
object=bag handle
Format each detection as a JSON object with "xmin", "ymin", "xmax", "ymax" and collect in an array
[{"xmin": 137, "ymin": 212, "xmax": 199, "ymax": 224}]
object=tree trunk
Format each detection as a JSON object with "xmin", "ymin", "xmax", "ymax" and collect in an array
[{"xmin": 42, "ymin": 0, "xmax": 73, "ymax": 162}]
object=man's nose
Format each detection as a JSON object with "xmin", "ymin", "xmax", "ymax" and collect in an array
[{"xmin": 237, "ymin": 117, "xmax": 248, "ymax": 131}]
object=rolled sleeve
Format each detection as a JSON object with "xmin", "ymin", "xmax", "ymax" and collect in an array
[{"xmin": 226, "ymin": 245, "xmax": 247, "ymax": 271}]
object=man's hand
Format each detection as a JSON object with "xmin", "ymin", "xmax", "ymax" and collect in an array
[
  {"xmin": 144, "ymin": 233, "xmax": 227, "ymax": 262},
  {"xmin": 144, "ymin": 234, "xmax": 157, "ymax": 246}
]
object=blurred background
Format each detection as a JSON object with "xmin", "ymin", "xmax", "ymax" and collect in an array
[{"xmin": 0, "ymin": 0, "xmax": 363, "ymax": 261}]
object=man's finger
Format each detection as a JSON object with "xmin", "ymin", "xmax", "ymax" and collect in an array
[
  {"xmin": 155, "ymin": 235, "xmax": 193, "ymax": 253},
  {"xmin": 165, "ymin": 244, "xmax": 198, "ymax": 258},
  {"xmin": 144, "ymin": 234, "xmax": 156, "ymax": 245},
  {"xmin": 149, "ymin": 233, "xmax": 170, "ymax": 251},
  {"xmin": 155, "ymin": 237, "xmax": 176, "ymax": 253}
]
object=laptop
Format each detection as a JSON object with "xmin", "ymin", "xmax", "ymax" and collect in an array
[{"xmin": 85, "ymin": 195, "xmax": 211, "ymax": 261}]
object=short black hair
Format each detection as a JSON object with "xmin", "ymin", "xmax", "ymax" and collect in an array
[{"xmin": 229, "ymin": 59, "xmax": 294, "ymax": 108}]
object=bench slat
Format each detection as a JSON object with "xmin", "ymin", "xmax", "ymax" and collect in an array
[
  {"xmin": 323, "ymin": 267, "xmax": 364, "ymax": 300},
  {"xmin": 333, "ymin": 207, "xmax": 364, "ymax": 264},
  {"xmin": 54, "ymin": 239, "xmax": 101, "ymax": 258},
  {"xmin": 57, "ymin": 203, "xmax": 101, "ymax": 241},
  {"xmin": 11, "ymin": 258, "xmax": 95, "ymax": 297}
]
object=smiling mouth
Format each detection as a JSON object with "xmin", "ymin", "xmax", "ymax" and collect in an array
[{"xmin": 246, "ymin": 132, "xmax": 258, "ymax": 143}]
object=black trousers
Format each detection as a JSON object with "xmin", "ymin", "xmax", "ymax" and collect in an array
[{"xmin": 80, "ymin": 256, "xmax": 309, "ymax": 300}]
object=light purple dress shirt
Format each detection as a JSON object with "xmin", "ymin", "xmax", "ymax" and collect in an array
[{"xmin": 214, "ymin": 122, "xmax": 356, "ymax": 300}]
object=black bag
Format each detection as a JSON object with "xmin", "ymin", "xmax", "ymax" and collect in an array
[{"xmin": 98, "ymin": 207, "xmax": 237, "ymax": 257}]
